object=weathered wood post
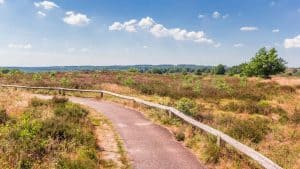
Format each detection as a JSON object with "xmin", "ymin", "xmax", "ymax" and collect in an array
[
  {"xmin": 216, "ymin": 135, "xmax": 224, "ymax": 147},
  {"xmin": 132, "ymin": 99, "xmax": 137, "ymax": 108}
]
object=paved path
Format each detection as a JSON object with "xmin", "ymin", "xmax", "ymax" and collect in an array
[{"xmin": 37, "ymin": 95, "xmax": 205, "ymax": 169}]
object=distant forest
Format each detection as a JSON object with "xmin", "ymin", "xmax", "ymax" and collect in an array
[{"xmin": 1, "ymin": 65, "xmax": 213, "ymax": 73}]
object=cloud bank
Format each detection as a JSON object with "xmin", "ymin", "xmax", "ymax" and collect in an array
[{"xmin": 109, "ymin": 17, "xmax": 218, "ymax": 46}]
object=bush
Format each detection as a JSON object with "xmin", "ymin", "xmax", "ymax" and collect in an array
[
  {"xmin": 52, "ymin": 96, "xmax": 69, "ymax": 104},
  {"xmin": 221, "ymin": 100, "xmax": 283, "ymax": 115},
  {"xmin": 0, "ymin": 108, "xmax": 8, "ymax": 124},
  {"xmin": 204, "ymin": 136, "xmax": 221, "ymax": 163},
  {"xmin": 229, "ymin": 117, "xmax": 269, "ymax": 143},
  {"xmin": 291, "ymin": 110, "xmax": 300, "ymax": 124},
  {"xmin": 54, "ymin": 103, "xmax": 88, "ymax": 121},
  {"xmin": 30, "ymin": 98, "xmax": 49, "ymax": 107},
  {"xmin": 175, "ymin": 131, "xmax": 185, "ymax": 141},
  {"xmin": 176, "ymin": 98, "xmax": 198, "ymax": 116}
]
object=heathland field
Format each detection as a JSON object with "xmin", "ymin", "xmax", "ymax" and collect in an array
[{"xmin": 0, "ymin": 71, "xmax": 299, "ymax": 169}]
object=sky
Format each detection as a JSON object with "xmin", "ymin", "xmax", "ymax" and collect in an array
[{"xmin": 0, "ymin": 0, "xmax": 300, "ymax": 67}]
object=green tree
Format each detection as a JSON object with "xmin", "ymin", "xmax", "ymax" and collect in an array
[
  {"xmin": 212, "ymin": 64, "xmax": 226, "ymax": 75},
  {"xmin": 243, "ymin": 48, "xmax": 286, "ymax": 78}
]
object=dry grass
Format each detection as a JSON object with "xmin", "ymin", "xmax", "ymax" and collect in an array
[{"xmin": 1, "ymin": 72, "xmax": 300, "ymax": 169}]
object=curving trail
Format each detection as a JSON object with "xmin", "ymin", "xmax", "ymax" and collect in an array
[{"xmin": 36, "ymin": 95, "xmax": 206, "ymax": 169}]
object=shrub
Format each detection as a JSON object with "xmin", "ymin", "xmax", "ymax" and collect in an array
[
  {"xmin": 228, "ymin": 117, "xmax": 269, "ymax": 143},
  {"xmin": 30, "ymin": 98, "xmax": 49, "ymax": 107},
  {"xmin": 52, "ymin": 96, "xmax": 69, "ymax": 104},
  {"xmin": 204, "ymin": 136, "xmax": 221, "ymax": 163},
  {"xmin": 122, "ymin": 77, "xmax": 135, "ymax": 87},
  {"xmin": 0, "ymin": 108, "xmax": 8, "ymax": 124},
  {"xmin": 291, "ymin": 110, "xmax": 300, "ymax": 124},
  {"xmin": 54, "ymin": 103, "xmax": 88, "ymax": 121},
  {"xmin": 175, "ymin": 130, "xmax": 185, "ymax": 141},
  {"xmin": 176, "ymin": 98, "xmax": 198, "ymax": 116}
]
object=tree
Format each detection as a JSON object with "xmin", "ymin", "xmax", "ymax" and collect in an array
[
  {"xmin": 243, "ymin": 48, "xmax": 286, "ymax": 78},
  {"xmin": 212, "ymin": 64, "xmax": 226, "ymax": 75},
  {"xmin": 195, "ymin": 69, "xmax": 202, "ymax": 75}
]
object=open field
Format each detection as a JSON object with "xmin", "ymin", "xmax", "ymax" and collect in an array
[{"xmin": 0, "ymin": 71, "xmax": 299, "ymax": 169}]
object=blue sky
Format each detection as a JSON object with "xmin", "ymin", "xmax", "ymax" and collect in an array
[{"xmin": 0, "ymin": 0, "xmax": 300, "ymax": 67}]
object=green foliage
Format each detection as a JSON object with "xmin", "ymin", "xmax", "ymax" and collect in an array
[
  {"xmin": 54, "ymin": 102, "xmax": 88, "ymax": 122},
  {"xmin": 228, "ymin": 64, "xmax": 247, "ymax": 76},
  {"xmin": 203, "ymin": 136, "xmax": 221, "ymax": 163},
  {"xmin": 242, "ymin": 48, "xmax": 286, "ymax": 78},
  {"xmin": 214, "ymin": 79, "xmax": 233, "ymax": 94},
  {"xmin": 127, "ymin": 67, "xmax": 139, "ymax": 73},
  {"xmin": 176, "ymin": 98, "xmax": 198, "ymax": 116},
  {"xmin": 212, "ymin": 64, "xmax": 226, "ymax": 75},
  {"xmin": 32, "ymin": 73, "xmax": 42, "ymax": 81},
  {"xmin": 228, "ymin": 116, "xmax": 269, "ymax": 143},
  {"xmin": 221, "ymin": 100, "xmax": 285, "ymax": 115},
  {"xmin": 60, "ymin": 77, "xmax": 71, "ymax": 87},
  {"xmin": 122, "ymin": 77, "xmax": 136, "ymax": 87},
  {"xmin": 195, "ymin": 69, "xmax": 202, "ymax": 75},
  {"xmin": 0, "ymin": 97, "xmax": 99, "ymax": 169}
]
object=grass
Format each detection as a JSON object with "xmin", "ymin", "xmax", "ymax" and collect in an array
[
  {"xmin": 0, "ymin": 90, "xmax": 131, "ymax": 169},
  {"xmin": 1, "ymin": 71, "xmax": 300, "ymax": 169}
]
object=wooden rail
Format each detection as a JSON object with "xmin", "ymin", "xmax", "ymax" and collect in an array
[{"xmin": 0, "ymin": 84, "xmax": 282, "ymax": 169}]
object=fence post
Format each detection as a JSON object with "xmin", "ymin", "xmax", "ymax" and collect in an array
[{"xmin": 216, "ymin": 135, "xmax": 224, "ymax": 147}]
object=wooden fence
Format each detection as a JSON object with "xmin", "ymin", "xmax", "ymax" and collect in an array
[{"xmin": 0, "ymin": 84, "xmax": 282, "ymax": 169}]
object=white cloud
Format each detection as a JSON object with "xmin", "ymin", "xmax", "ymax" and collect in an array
[
  {"xmin": 240, "ymin": 26, "xmax": 258, "ymax": 31},
  {"xmin": 149, "ymin": 24, "xmax": 169, "ymax": 38},
  {"xmin": 0, "ymin": 0, "xmax": 5, "ymax": 5},
  {"xmin": 37, "ymin": 11, "xmax": 46, "ymax": 17},
  {"xmin": 123, "ymin": 19, "xmax": 137, "ymax": 32},
  {"xmin": 211, "ymin": 11, "xmax": 229, "ymax": 19},
  {"xmin": 272, "ymin": 29, "xmax": 280, "ymax": 33},
  {"xmin": 198, "ymin": 14, "xmax": 205, "ymax": 19},
  {"xmin": 63, "ymin": 11, "xmax": 90, "ymax": 26},
  {"xmin": 284, "ymin": 34, "xmax": 300, "ymax": 48},
  {"xmin": 212, "ymin": 11, "xmax": 221, "ymax": 19},
  {"xmin": 109, "ymin": 22, "xmax": 123, "ymax": 31},
  {"xmin": 233, "ymin": 43, "xmax": 244, "ymax": 47},
  {"xmin": 109, "ymin": 17, "xmax": 217, "ymax": 46},
  {"xmin": 108, "ymin": 19, "xmax": 137, "ymax": 32},
  {"xmin": 138, "ymin": 17, "xmax": 155, "ymax": 28},
  {"xmin": 8, "ymin": 43, "xmax": 32, "ymax": 49},
  {"xmin": 34, "ymin": 1, "xmax": 58, "ymax": 10}
]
